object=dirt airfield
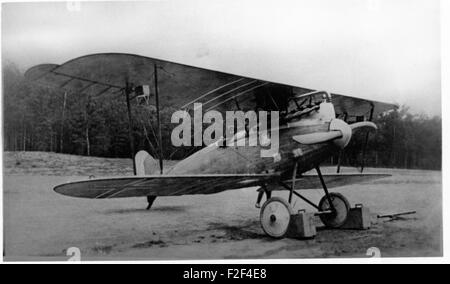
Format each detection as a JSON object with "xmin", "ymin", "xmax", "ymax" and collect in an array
[{"xmin": 3, "ymin": 152, "xmax": 442, "ymax": 260}]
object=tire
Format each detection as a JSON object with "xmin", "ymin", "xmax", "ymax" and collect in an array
[
  {"xmin": 318, "ymin": 192, "xmax": 350, "ymax": 228},
  {"xmin": 260, "ymin": 197, "xmax": 293, "ymax": 238}
]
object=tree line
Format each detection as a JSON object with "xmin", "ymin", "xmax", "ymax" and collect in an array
[{"xmin": 2, "ymin": 63, "xmax": 441, "ymax": 170}]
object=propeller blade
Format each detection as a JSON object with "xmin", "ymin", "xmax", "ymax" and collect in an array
[
  {"xmin": 333, "ymin": 120, "xmax": 377, "ymax": 172},
  {"xmin": 350, "ymin": 121, "xmax": 377, "ymax": 132},
  {"xmin": 336, "ymin": 149, "xmax": 344, "ymax": 173},
  {"xmin": 293, "ymin": 131, "xmax": 342, "ymax": 145},
  {"xmin": 350, "ymin": 121, "xmax": 377, "ymax": 173}
]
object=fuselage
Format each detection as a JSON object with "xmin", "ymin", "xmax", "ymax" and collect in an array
[{"xmin": 169, "ymin": 100, "xmax": 340, "ymax": 179}]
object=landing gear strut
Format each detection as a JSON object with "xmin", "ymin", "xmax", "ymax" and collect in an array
[
  {"xmin": 259, "ymin": 163, "xmax": 350, "ymax": 238},
  {"xmin": 255, "ymin": 185, "xmax": 272, "ymax": 208}
]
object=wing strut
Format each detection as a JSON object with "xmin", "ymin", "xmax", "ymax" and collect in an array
[
  {"xmin": 154, "ymin": 63, "xmax": 164, "ymax": 174},
  {"xmin": 59, "ymin": 91, "xmax": 67, "ymax": 153},
  {"xmin": 125, "ymin": 81, "xmax": 137, "ymax": 175}
]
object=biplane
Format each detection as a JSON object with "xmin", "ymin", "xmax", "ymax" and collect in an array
[{"xmin": 25, "ymin": 53, "xmax": 396, "ymax": 238}]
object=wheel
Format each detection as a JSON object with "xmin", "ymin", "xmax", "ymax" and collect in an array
[
  {"xmin": 260, "ymin": 197, "xmax": 293, "ymax": 238},
  {"xmin": 318, "ymin": 192, "xmax": 350, "ymax": 228}
]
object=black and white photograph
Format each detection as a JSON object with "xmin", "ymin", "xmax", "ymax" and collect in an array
[{"xmin": 0, "ymin": 0, "xmax": 445, "ymax": 264}]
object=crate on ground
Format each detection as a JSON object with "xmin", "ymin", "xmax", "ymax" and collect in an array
[
  {"xmin": 288, "ymin": 210, "xmax": 317, "ymax": 238},
  {"xmin": 341, "ymin": 204, "xmax": 371, "ymax": 230}
]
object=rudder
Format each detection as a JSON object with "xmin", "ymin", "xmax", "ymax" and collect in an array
[{"xmin": 134, "ymin": 150, "xmax": 160, "ymax": 175}]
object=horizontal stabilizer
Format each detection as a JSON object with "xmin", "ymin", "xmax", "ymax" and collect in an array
[{"xmin": 293, "ymin": 131, "xmax": 342, "ymax": 145}]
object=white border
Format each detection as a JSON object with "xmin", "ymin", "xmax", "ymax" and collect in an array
[{"xmin": 0, "ymin": 0, "xmax": 448, "ymax": 264}]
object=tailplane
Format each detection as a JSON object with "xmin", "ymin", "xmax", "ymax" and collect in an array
[{"xmin": 134, "ymin": 150, "xmax": 160, "ymax": 175}]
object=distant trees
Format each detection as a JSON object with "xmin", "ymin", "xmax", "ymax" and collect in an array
[
  {"xmin": 337, "ymin": 106, "xmax": 442, "ymax": 170},
  {"xmin": 2, "ymin": 63, "xmax": 442, "ymax": 170},
  {"xmin": 2, "ymin": 62, "xmax": 185, "ymax": 159}
]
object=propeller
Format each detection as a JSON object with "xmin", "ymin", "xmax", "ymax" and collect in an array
[
  {"xmin": 292, "ymin": 119, "xmax": 377, "ymax": 150},
  {"xmin": 335, "ymin": 121, "xmax": 377, "ymax": 173}
]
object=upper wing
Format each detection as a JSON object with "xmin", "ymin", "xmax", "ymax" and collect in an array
[
  {"xmin": 54, "ymin": 174, "xmax": 278, "ymax": 199},
  {"xmin": 331, "ymin": 93, "xmax": 398, "ymax": 121},
  {"xmin": 283, "ymin": 173, "xmax": 390, "ymax": 191},
  {"xmin": 25, "ymin": 53, "xmax": 396, "ymax": 118},
  {"xmin": 24, "ymin": 53, "xmax": 259, "ymax": 115}
]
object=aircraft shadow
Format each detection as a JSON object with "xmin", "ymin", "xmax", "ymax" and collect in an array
[
  {"xmin": 207, "ymin": 220, "xmax": 270, "ymax": 241},
  {"xmin": 102, "ymin": 205, "xmax": 189, "ymax": 215}
]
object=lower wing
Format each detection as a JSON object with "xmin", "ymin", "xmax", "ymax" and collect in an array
[
  {"xmin": 284, "ymin": 174, "xmax": 391, "ymax": 190},
  {"xmin": 54, "ymin": 174, "xmax": 278, "ymax": 199},
  {"xmin": 283, "ymin": 173, "xmax": 390, "ymax": 190}
]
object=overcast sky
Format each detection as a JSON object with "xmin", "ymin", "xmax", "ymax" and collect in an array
[{"xmin": 1, "ymin": 0, "xmax": 441, "ymax": 115}]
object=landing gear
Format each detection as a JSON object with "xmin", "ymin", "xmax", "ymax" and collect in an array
[
  {"xmin": 260, "ymin": 197, "xmax": 293, "ymax": 238},
  {"xmin": 255, "ymin": 185, "xmax": 272, "ymax": 208},
  {"xmin": 258, "ymin": 163, "xmax": 350, "ymax": 238},
  {"xmin": 146, "ymin": 196, "xmax": 157, "ymax": 210}
]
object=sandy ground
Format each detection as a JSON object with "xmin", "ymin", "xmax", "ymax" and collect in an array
[{"xmin": 2, "ymin": 152, "xmax": 443, "ymax": 260}]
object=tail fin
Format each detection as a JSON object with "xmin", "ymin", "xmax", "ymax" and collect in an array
[{"xmin": 134, "ymin": 150, "xmax": 160, "ymax": 175}]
